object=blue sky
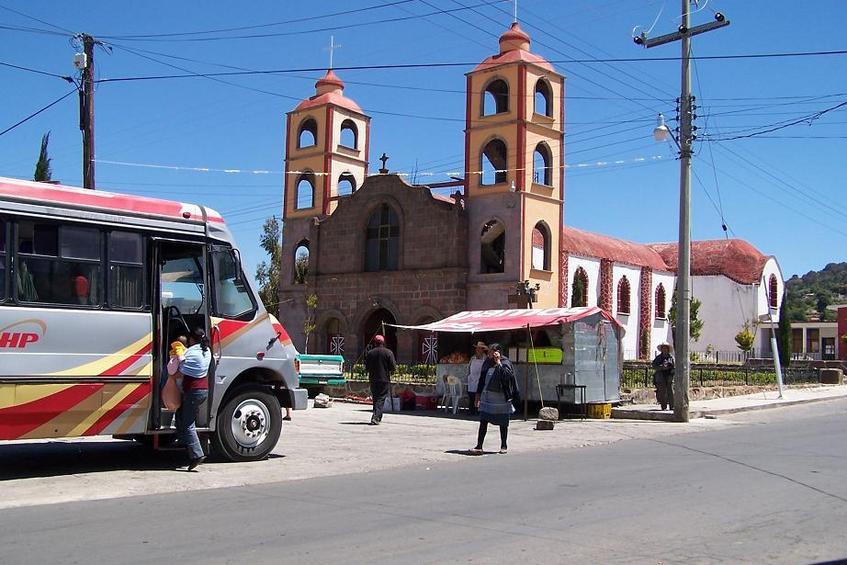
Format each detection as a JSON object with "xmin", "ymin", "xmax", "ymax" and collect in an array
[{"xmin": 1, "ymin": 0, "xmax": 845, "ymax": 282}]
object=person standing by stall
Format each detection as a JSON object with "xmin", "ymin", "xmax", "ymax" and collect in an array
[
  {"xmin": 472, "ymin": 343, "xmax": 519, "ymax": 454},
  {"xmin": 652, "ymin": 342, "xmax": 675, "ymax": 411},
  {"xmin": 466, "ymin": 341, "xmax": 488, "ymax": 415},
  {"xmin": 365, "ymin": 334, "xmax": 396, "ymax": 425}
]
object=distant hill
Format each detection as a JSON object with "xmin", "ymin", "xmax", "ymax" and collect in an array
[{"xmin": 785, "ymin": 262, "xmax": 847, "ymax": 322}]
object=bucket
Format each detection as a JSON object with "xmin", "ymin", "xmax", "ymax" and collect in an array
[
  {"xmin": 586, "ymin": 403, "xmax": 612, "ymax": 419},
  {"xmin": 383, "ymin": 396, "xmax": 401, "ymax": 412}
]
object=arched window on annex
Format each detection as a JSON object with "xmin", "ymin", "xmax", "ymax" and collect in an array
[
  {"xmin": 297, "ymin": 118, "xmax": 318, "ymax": 149},
  {"xmin": 533, "ymin": 142, "xmax": 552, "ymax": 186},
  {"xmin": 295, "ymin": 173, "xmax": 316, "ymax": 210},
  {"xmin": 617, "ymin": 276, "xmax": 631, "ymax": 315},
  {"xmin": 655, "ymin": 283, "xmax": 667, "ymax": 319},
  {"xmin": 768, "ymin": 274, "xmax": 779, "ymax": 308},
  {"xmin": 480, "ymin": 138, "xmax": 508, "ymax": 186},
  {"xmin": 482, "ymin": 78, "xmax": 509, "ymax": 116},
  {"xmin": 339, "ymin": 119, "xmax": 358, "ymax": 149},
  {"xmin": 534, "ymin": 79, "xmax": 553, "ymax": 118},
  {"xmin": 337, "ymin": 172, "xmax": 356, "ymax": 197},
  {"xmin": 531, "ymin": 222, "xmax": 551, "ymax": 271},
  {"xmin": 365, "ymin": 203, "xmax": 400, "ymax": 272},
  {"xmin": 293, "ymin": 241, "xmax": 310, "ymax": 284},
  {"xmin": 480, "ymin": 219, "xmax": 506, "ymax": 274},
  {"xmin": 571, "ymin": 267, "xmax": 588, "ymax": 307}
]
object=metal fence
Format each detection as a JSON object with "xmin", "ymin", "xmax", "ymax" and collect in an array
[
  {"xmin": 620, "ymin": 363, "xmax": 821, "ymax": 390},
  {"xmin": 623, "ymin": 349, "xmax": 771, "ymax": 364}
]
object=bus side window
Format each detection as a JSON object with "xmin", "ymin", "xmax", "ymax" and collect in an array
[
  {"xmin": 212, "ymin": 248, "xmax": 255, "ymax": 320},
  {"xmin": 108, "ymin": 231, "xmax": 145, "ymax": 309},
  {"xmin": 17, "ymin": 221, "xmax": 101, "ymax": 306}
]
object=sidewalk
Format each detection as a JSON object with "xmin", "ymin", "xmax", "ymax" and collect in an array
[{"xmin": 612, "ymin": 384, "xmax": 847, "ymax": 421}]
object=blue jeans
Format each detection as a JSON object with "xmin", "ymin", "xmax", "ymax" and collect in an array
[{"xmin": 177, "ymin": 388, "xmax": 208, "ymax": 460}]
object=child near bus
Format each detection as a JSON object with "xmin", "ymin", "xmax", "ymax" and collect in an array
[{"xmin": 162, "ymin": 335, "xmax": 188, "ymax": 414}]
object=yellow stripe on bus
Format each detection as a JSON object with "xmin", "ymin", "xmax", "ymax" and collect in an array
[
  {"xmin": 66, "ymin": 383, "xmax": 137, "ymax": 437},
  {"xmin": 47, "ymin": 333, "xmax": 152, "ymax": 377},
  {"xmin": 134, "ymin": 361, "xmax": 153, "ymax": 377},
  {"xmin": 0, "ymin": 383, "xmax": 74, "ymax": 409}
]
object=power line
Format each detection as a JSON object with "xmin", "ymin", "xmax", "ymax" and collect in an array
[
  {"xmin": 0, "ymin": 88, "xmax": 76, "ymax": 137},
  {"xmin": 93, "ymin": 49, "xmax": 847, "ymax": 84},
  {"xmin": 0, "ymin": 60, "xmax": 73, "ymax": 82},
  {"xmin": 704, "ymin": 101, "xmax": 847, "ymax": 141}
]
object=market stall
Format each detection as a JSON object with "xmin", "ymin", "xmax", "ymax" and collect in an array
[{"xmin": 390, "ymin": 307, "xmax": 624, "ymax": 415}]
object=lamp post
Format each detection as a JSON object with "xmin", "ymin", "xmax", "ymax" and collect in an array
[{"xmin": 640, "ymin": 3, "xmax": 729, "ymax": 422}]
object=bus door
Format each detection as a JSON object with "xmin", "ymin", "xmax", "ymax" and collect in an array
[{"xmin": 152, "ymin": 240, "xmax": 212, "ymax": 431}]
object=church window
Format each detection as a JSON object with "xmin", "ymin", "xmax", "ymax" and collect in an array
[
  {"xmin": 531, "ymin": 222, "xmax": 550, "ymax": 271},
  {"xmin": 572, "ymin": 267, "xmax": 588, "ymax": 307},
  {"xmin": 298, "ymin": 118, "xmax": 317, "ymax": 148},
  {"xmin": 480, "ymin": 219, "xmax": 505, "ymax": 274},
  {"xmin": 295, "ymin": 174, "xmax": 315, "ymax": 210},
  {"xmin": 617, "ymin": 276, "xmax": 631, "ymax": 315},
  {"xmin": 480, "ymin": 139, "xmax": 508, "ymax": 185},
  {"xmin": 482, "ymin": 79, "xmax": 509, "ymax": 115},
  {"xmin": 655, "ymin": 283, "xmax": 667, "ymax": 319},
  {"xmin": 534, "ymin": 79, "xmax": 553, "ymax": 117},
  {"xmin": 339, "ymin": 119, "xmax": 358, "ymax": 149},
  {"xmin": 293, "ymin": 242, "xmax": 309, "ymax": 284},
  {"xmin": 768, "ymin": 274, "xmax": 778, "ymax": 308},
  {"xmin": 337, "ymin": 172, "xmax": 356, "ymax": 197},
  {"xmin": 326, "ymin": 318, "xmax": 344, "ymax": 355},
  {"xmin": 533, "ymin": 143, "xmax": 552, "ymax": 186},
  {"xmin": 365, "ymin": 204, "xmax": 400, "ymax": 272}
]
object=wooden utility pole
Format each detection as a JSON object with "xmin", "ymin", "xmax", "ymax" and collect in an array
[{"xmin": 79, "ymin": 33, "xmax": 96, "ymax": 190}]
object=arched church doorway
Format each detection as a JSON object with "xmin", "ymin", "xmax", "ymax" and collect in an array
[{"xmin": 361, "ymin": 308, "xmax": 397, "ymax": 355}]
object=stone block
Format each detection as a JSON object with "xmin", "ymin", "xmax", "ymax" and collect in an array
[
  {"xmin": 820, "ymin": 368, "xmax": 843, "ymax": 385},
  {"xmin": 535, "ymin": 419, "xmax": 555, "ymax": 430},
  {"xmin": 538, "ymin": 407, "xmax": 559, "ymax": 421}
]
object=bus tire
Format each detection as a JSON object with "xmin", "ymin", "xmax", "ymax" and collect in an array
[{"xmin": 213, "ymin": 387, "xmax": 282, "ymax": 462}]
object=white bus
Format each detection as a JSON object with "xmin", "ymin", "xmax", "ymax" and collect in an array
[{"xmin": 0, "ymin": 177, "xmax": 310, "ymax": 462}]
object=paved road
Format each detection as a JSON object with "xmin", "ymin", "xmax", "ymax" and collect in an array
[{"xmin": 2, "ymin": 400, "xmax": 846, "ymax": 564}]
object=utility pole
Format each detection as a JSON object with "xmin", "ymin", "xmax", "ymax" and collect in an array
[
  {"xmin": 77, "ymin": 33, "xmax": 96, "ymax": 190},
  {"xmin": 636, "ymin": 2, "xmax": 729, "ymax": 422}
]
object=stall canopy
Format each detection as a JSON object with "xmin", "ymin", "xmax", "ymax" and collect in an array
[{"xmin": 389, "ymin": 306, "xmax": 623, "ymax": 333}]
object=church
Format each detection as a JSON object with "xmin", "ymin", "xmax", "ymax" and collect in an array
[{"xmin": 278, "ymin": 22, "xmax": 783, "ymax": 363}]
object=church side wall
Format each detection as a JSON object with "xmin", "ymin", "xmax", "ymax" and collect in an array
[
  {"xmin": 612, "ymin": 264, "xmax": 642, "ymax": 359},
  {"xmin": 690, "ymin": 275, "xmax": 759, "ymax": 356}
]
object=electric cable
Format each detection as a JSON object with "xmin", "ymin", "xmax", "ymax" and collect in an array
[{"xmin": 0, "ymin": 88, "xmax": 77, "ymax": 137}]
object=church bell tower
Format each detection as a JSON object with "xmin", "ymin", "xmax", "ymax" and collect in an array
[{"xmin": 464, "ymin": 22, "xmax": 565, "ymax": 309}]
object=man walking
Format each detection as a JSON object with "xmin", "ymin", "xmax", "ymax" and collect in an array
[
  {"xmin": 651, "ymin": 342, "xmax": 675, "ymax": 411},
  {"xmin": 365, "ymin": 335, "xmax": 396, "ymax": 425}
]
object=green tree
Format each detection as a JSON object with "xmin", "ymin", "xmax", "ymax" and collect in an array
[
  {"xmin": 735, "ymin": 322, "xmax": 755, "ymax": 357},
  {"xmin": 255, "ymin": 217, "xmax": 281, "ymax": 316},
  {"xmin": 776, "ymin": 294, "xmax": 792, "ymax": 367},
  {"xmin": 33, "ymin": 132, "xmax": 52, "ymax": 182},
  {"xmin": 669, "ymin": 293, "xmax": 704, "ymax": 342},
  {"xmin": 293, "ymin": 253, "xmax": 308, "ymax": 284},
  {"xmin": 303, "ymin": 292, "xmax": 317, "ymax": 353}
]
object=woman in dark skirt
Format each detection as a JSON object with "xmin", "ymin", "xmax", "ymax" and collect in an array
[{"xmin": 471, "ymin": 343, "xmax": 519, "ymax": 454}]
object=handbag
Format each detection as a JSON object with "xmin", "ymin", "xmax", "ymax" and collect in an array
[{"xmin": 162, "ymin": 374, "xmax": 182, "ymax": 411}]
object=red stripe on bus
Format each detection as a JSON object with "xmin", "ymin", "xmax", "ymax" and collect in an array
[
  {"xmin": 0, "ymin": 383, "xmax": 105, "ymax": 440},
  {"xmin": 83, "ymin": 383, "xmax": 151, "ymax": 436},
  {"xmin": 100, "ymin": 342, "xmax": 153, "ymax": 376}
]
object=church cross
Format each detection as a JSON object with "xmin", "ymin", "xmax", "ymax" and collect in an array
[
  {"xmin": 379, "ymin": 153, "xmax": 390, "ymax": 174},
  {"xmin": 324, "ymin": 35, "xmax": 341, "ymax": 69}
]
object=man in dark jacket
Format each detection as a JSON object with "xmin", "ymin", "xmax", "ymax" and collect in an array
[{"xmin": 365, "ymin": 335, "xmax": 396, "ymax": 425}]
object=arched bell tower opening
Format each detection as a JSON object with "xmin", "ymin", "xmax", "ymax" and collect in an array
[{"xmin": 464, "ymin": 21, "xmax": 565, "ymax": 310}]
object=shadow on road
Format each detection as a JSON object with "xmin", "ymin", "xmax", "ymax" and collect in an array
[
  {"xmin": 0, "ymin": 440, "xmax": 187, "ymax": 480},
  {"xmin": 444, "ymin": 449, "xmax": 496, "ymax": 456}
]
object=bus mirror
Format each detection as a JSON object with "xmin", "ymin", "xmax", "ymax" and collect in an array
[{"xmin": 232, "ymin": 248, "xmax": 246, "ymax": 287}]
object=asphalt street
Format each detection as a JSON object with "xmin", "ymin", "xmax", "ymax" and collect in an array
[{"xmin": 1, "ymin": 399, "xmax": 846, "ymax": 564}]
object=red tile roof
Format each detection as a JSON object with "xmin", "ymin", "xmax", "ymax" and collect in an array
[
  {"xmin": 561, "ymin": 226, "xmax": 670, "ymax": 271},
  {"xmin": 649, "ymin": 239, "xmax": 770, "ymax": 284}
]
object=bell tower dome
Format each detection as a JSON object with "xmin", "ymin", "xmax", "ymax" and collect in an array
[
  {"xmin": 283, "ymin": 69, "xmax": 370, "ymax": 219},
  {"xmin": 463, "ymin": 22, "xmax": 565, "ymax": 309}
]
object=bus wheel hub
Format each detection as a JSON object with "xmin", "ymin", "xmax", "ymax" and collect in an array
[{"xmin": 231, "ymin": 399, "xmax": 270, "ymax": 446}]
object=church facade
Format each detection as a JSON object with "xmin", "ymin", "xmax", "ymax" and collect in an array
[{"xmin": 278, "ymin": 22, "xmax": 783, "ymax": 363}]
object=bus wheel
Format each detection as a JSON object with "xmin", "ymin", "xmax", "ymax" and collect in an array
[{"xmin": 213, "ymin": 388, "xmax": 282, "ymax": 462}]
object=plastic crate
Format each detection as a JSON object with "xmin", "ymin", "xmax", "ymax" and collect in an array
[{"xmin": 586, "ymin": 403, "xmax": 611, "ymax": 419}]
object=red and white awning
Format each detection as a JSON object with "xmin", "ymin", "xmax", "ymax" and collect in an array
[{"xmin": 389, "ymin": 306, "xmax": 623, "ymax": 333}]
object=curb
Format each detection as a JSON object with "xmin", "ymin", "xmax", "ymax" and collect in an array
[{"xmin": 611, "ymin": 393, "xmax": 847, "ymax": 421}]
